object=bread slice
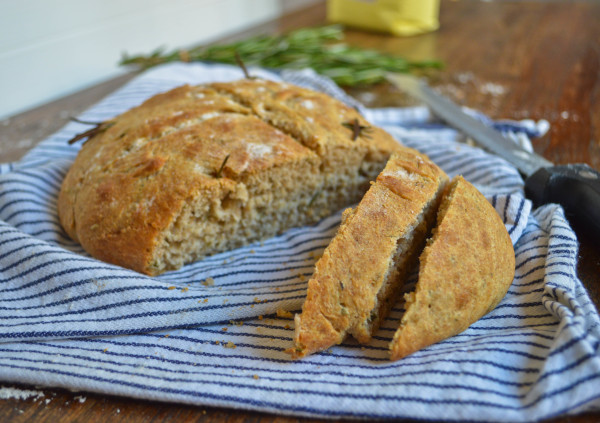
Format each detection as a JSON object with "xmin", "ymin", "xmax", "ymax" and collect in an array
[
  {"xmin": 290, "ymin": 148, "xmax": 448, "ymax": 358},
  {"xmin": 58, "ymin": 79, "xmax": 402, "ymax": 275},
  {"xmin": 389, "ymin": 176, "xmax": 515, "ymax": 361}
]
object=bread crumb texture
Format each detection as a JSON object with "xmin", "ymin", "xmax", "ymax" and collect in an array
[
  {"xmin": 290, "ymin": 149, "xmax": 448, "ymax": 359},
  {"xmin": 389, "ymin": 176, "xmax": 515, "ymax": 361},
  {"xmin": 58, "ymin": 79, "xmax": 402, "ymax": 275}
]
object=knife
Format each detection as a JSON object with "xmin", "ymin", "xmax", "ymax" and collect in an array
[{"xmin": 386, "ymin": 73, "xmax": 600, "ymax": 237}]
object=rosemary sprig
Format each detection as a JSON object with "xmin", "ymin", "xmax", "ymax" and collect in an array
[
  {"xmin": 342, "ymin": 119, "xmax": 372, "ymax": 141},
  {"xmin": 120, "ymin": 25, "xmax": 442, "ymax": 87},
  {"xmin": 67, "ymin": 118, "xmax": 114, "ymax": 145}
]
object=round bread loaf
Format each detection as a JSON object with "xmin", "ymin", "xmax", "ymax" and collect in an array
[{"xmin": 58, "ymin": 79, "xmax": 402, "ymax": 275}]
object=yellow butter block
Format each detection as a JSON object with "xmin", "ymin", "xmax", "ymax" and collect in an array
[{"xmin": 327, "ymin": 0, "xmax": 440, "ymax": 36}]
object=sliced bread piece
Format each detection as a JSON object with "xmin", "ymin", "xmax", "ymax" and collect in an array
[
  {"xmin": 290, "ymin": 148, "xmax": 448, "ymax": 358},
  {"xmin": 389, "ymin": 175, "xmax": 515, "ymax": 361}
]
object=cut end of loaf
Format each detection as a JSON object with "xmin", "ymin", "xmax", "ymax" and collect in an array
[{"xmin": 147, "ymin": 141, "xmax": 388, "ymax": 275}]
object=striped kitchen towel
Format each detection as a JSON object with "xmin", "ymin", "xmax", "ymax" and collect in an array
[{"xmin": 0, "ymin": 62, "xmax": 599, "ymax": 421}]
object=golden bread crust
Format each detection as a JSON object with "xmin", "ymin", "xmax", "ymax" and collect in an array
[
  {"xmin": 389, "ymin": 176, "xmax": 515, "ymax": 361},
  {"xmin": 290, "ymin": 149, "xmax": 448, "ymax": 358},
  {"xmin": 210, "ymin": 79, "xmax": 400, "ymax": 161},
  {"xmin": 58, "ymin": 80, "xmax": 402, "ymax": 275}
]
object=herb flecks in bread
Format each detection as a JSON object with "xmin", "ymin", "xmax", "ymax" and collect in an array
[
  {"xmin": 290, "ymin": 149, "xmax": 448, "ymax": 358},
  {"xmin": 58, "ymin": 79, "xmax": 402, "ymax": 275},
  {"xmin": 389, "ymin": 176, "xmax": 515, "ymax": 361}
]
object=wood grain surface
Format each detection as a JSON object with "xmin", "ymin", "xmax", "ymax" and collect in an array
[{"xmin": 0, "ymin": 1, "xmax": 598, "ymax": 422}]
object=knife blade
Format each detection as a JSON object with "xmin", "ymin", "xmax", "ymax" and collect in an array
[{"xmin": 386, "ymin": 72, "xmax": 600, "ymax": 236}]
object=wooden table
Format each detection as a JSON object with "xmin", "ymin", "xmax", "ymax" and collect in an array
[{"xmin": 0, "ymin": 1, "xmax": 598, "ymax": 421}]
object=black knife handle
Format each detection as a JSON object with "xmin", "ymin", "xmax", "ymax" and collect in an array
[{"xmin": 525, "ymin": 164, "xmax": 600, "ymax": 237}]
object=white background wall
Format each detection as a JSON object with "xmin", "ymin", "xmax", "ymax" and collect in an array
[{"xmin": 0, "ymin": 0, "xmax": 319, "ymax": 119}]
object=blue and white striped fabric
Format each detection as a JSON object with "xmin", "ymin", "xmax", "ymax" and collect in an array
[{"xmin": 1, "ymin": 62, "xmax": 599, "ymax": 421}]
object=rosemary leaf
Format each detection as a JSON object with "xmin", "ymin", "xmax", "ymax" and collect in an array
[
  {"xmin": 215, "ymin": 154, "xmax": 230, "ymax": 179},
  {"xmin": 342, "ymin": 119, "xmax": 372, "ymax": 141}
]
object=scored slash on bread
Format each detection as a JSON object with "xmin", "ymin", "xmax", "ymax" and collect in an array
[
  {"xmin": 290, "ymin": 155, "xmax": 515, "ymax": 360},
  {"xmin": 290, "ymin": 148, "xmax": 449, "ymax": 358}
]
